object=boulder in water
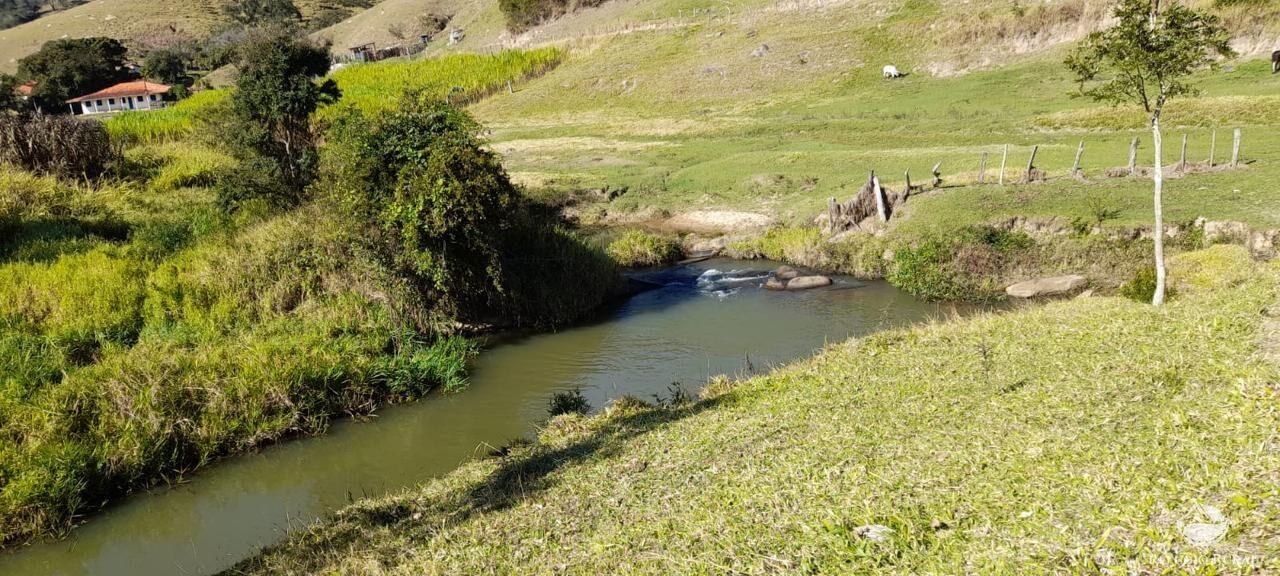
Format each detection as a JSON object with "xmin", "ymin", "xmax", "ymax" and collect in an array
[
  {"xmin": 774, "ymin": 266, "xmax": 800, "ymax": 281},
  {"xmin": 1005, "ymin": 275, "xmax": 1087, "ymax": 298},
  {"xmin": 765, "ymin": 277, "xmax": 788, "ymax": 291},
  {"xmin": 786, "ymin": 276, "xmax": 833, "ymax": 291}
]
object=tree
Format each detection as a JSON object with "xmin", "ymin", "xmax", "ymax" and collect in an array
[
  {"xmin": 142, "ymin": 49, "xmax": 191, "ymax": 87},
  {"xmin": 0, "ymin": 74, "xmax": 30, "ymax": 113},
  {"xmin": 17, "ymin": 37, "xmax": 129, "ymax": 112},
  {"xmin": 325, "ymin": 95, "xmax": 515, "ymax": 322},
  {"xmin": 222, "ymin": 0, "xmax": 301, "ymax": 25},
  {"xmin": 1065, "ymin": 0, "xmax": 1233, "ymax": 306},
  {"xmin": 221, "ymin": 34, "xmax": 338, "ymax": 208}
]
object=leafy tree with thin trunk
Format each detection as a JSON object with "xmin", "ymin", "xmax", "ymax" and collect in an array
[
  {"xmin": 1065, "ymin": 0, "xmax": 1233, "ymax": 306},
  {"xmin": 219, "ymin": 34, "xmax": 338, "ymax": 210}
]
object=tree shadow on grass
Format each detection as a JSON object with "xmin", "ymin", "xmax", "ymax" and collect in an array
[{"xmin": 230, "ymin": 395, "xmax": 733, "ymax": 574}]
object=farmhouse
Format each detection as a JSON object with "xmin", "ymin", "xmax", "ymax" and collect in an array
[{"xmin": 66, "ymin": 80, "xmax": 170, "ymax": 115}]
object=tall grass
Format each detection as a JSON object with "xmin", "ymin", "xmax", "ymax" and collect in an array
[
  {"xmin": 105, "ymin": 49, "xmax": 565, "ymax": 143},
  {"xmin": 322, "ymin": 48, "xmax": 566, "ymax": 119},
  {"xmin": 0, "ymin": 203, "xmax": 478, "ymax": 546},
  {"xmin": 105, "ymin": 90, "xmax": 231, "ymax": 145}
]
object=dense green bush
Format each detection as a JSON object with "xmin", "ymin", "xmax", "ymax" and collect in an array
[
  {"xmin": 1119, "ymin": 267, "xmax": 1177, "ymax": 303},
  {"xmin": 888, "ymin": 238, "xmax": 972, "ymax": 301},
  {"xmin": 606, "ymin": 230, "xmax": 681, "ymax": 268},
  {"xmin": 325, "ymin": 94, "xmax": 618, "ymax": 328},
  {"xmin": 888, "ymin": 226, "xmax": 1034, "ymax": 301}
]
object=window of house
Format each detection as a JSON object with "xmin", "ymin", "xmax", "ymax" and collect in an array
[
  {"xmin": 96, "ymin": 100, "xmax": 103, "ymax": 107},
  {"xmin": 150, "ymin": 95, "xmax": 158, "ymax": 101},
  {"xmin": 137, "ymin": 96, "xmax": 145, "ymax": 102},
  {"xmin": 108, "ymin": 98, "xmax": 115, "ymax": 105}
]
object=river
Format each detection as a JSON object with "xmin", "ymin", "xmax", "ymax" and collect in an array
[{"xmin": 0, "ymin": 259, "xmax": 981, "ymax": 576}]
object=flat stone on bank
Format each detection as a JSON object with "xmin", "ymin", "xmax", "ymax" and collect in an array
[{"xmin": 1006, "ymin": 275, "xmax": 1087, "ymax": 298}]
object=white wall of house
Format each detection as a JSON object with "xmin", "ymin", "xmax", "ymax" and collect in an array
[{"xmin": 73, "ymin": 94, "xmax": 167, "ymax": 115}]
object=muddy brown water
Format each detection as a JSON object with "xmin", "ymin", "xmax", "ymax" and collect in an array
[{"xmin": 0, "ymin": 259, "xmax": 985, "ymax": 576}]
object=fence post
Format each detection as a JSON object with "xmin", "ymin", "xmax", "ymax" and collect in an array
[
  {"xmin": 1024, "ymin": 145, "xmax": 1039, "ymax": 183},
  {"xmin": 1179, "ymin": 133, "xmax": 1187, "ymax": 170},
  {"xmin": 931, "ymin": 162, "xmax": 942, "ymax": 188},
  {"xmin": 1232, "ymin": 128, "xmax": 1242, "ymax": 167},
  {"xmin": 1072, "ymin": 140, "xmax": 1085, "ymax": 177},
  {"xmin": 1208, "ymin": 129, "xmax": 1216, "ymax": 167},
  {"xmin": 978, "ymin": 152, "xmax": 988, "ymax": 184},
  {"xmin": 999, "ymin": 144, "xmax": 1009, "ymax": 186},
  {"xmin": 872, "ymin": 171, "xmax": 887, "ymax": 223},
  {"xmin": 1128, "ymin": 136, "xmax": 1140, "ymax": 176}
]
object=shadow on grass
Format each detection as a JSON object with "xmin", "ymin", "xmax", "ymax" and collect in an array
[{"xmin": 228, "ymin": 395, "xmax": 730, "ymax": 574}]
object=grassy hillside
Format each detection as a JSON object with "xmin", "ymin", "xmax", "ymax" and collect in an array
[
  {"xmin": 235, "ymin": 245, "xmax": 1280, "ymax": 574},
  {"xmin": 0, "ymin": 0, "xmax": 368, "ymax": 71},
  {"xmin": 450, "ymin": 0, "xmax": 1280, "ymax": 232}
]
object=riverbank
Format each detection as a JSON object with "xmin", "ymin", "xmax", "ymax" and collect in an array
[{"xmin": 234, "ymin": 245, "xmax": 1280, "ymax": 574}]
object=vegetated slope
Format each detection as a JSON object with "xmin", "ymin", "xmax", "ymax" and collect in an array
[
  {"xmin": 235, "ymin": 245, "xmax": 1280, "ymax": 574},
  {"xmin": 414, "ymin": 0, "xmax": 1280, "ymax": 233},
  {"xmin": 0, "ymin": 0, "xmax": 364, "ymax": 71}
]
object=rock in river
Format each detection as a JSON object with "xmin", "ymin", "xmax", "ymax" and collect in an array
[
  {"xmin": 774, "ymin": 266, "xmax": 800, "ymax": 281},
  {"xmin": 1005, "ymin": 275, "xmax": 1087, "ymax": 298},
  {"xmin": 786, "ymin": 276, "xmax": 833, "ymax": 291}
]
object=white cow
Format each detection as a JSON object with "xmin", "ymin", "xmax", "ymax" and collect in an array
[{"xmin": 883, "ymin": 65, "xmax": 903, "ymax": 79}]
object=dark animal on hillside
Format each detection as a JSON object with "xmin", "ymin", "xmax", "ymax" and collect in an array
[{"xmin": 1273, "ymin": 50, "xmax": 1280, "ymax": 74}]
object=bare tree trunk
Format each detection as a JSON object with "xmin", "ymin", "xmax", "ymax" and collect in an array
[{"xmin": 1152, "ymin": 114, "xmax": 1166, "ymax": 307}]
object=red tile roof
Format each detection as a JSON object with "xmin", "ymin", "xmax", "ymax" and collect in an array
[
  {"xmin": 66, "ymin": 80, "xmax": 170, "ymax": 103},
  {"xmin": 16, "ymin": 82, "xmax": 35, "ymax": 96}
]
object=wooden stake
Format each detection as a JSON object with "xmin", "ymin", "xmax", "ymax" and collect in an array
[
  {"xmin": 931, "ymin": 162, "xmax": 942, "ymax": 188},
  {"xmin": 1208, "ymin": 129, "xmax": 1216, "ymax": 167},
  {"xmin": 1179, "ymin": 133, "xmax": 1187, "ymax": 170},
  {"xmin": 1071, "ymin": 140, "xmax": 1085, "ymax": 176},
  {"xmin": 978, "ymin": 152, "xmax": 988, "ymax": 184},
  {"xmin": 1128, "ymin": 136, "xmax": 1140, "ymax": 175},
  {"xmin": 827, "ymin": 197, "xmax": 838, "ymax": 232},
  {"xmin": 1232, "ymin": 128, "xmax": 1241, "ymax": 167},
  {"xmin": 1024, "ymin": 145, "xmax": 1039, "ymax": 183},
  {"xmin": 999, "ymin": 144, "xmax": 1009, "ymax": 186},
  {"xmin": 872, "ymin": 172, "xmax": 887, "ymax": 223}
]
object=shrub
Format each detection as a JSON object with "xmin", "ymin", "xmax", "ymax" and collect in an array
[
  {"xmin": 498, "ymin": 0, "xmax": 609, "ymax": 31},
  {"xmin": 957, "ymin": 225, "xmax": 1034, "ymax": 253},
  {"xmin": 0, "ymin": 115, "xmax": 118, "ymax": 180},
  {"xmin": 548, "ymin": 389, "xmax": 591, "ymax": 417},
  {"xmin": 606, "ymin": 230, "xmax": 681, "ymax": 268},
  {"xmin": 888, "ymin": 239, "xmax": 970, "ymax": 301},
  {"xmin": 1119, "ymin": 267, "xmax": 1177, "ymax": 303}
]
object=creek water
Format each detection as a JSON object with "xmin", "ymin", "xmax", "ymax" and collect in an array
[{"xmin": 0, "ymin": 259, "xmax": 980, "ymax": 576}]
